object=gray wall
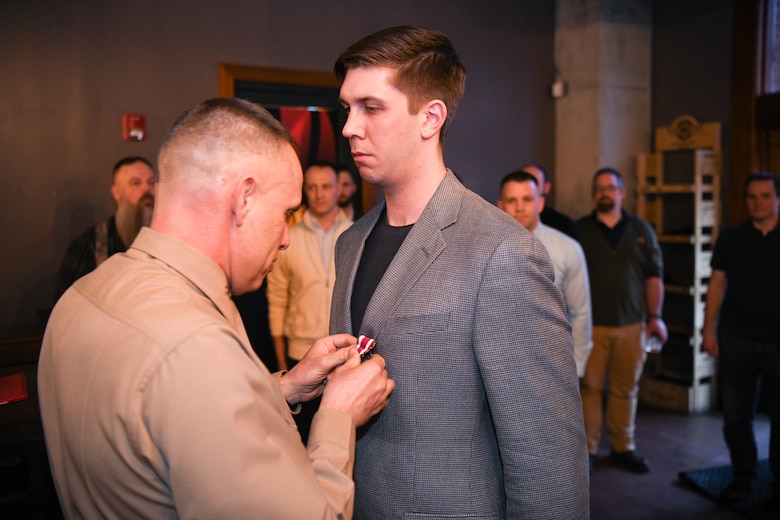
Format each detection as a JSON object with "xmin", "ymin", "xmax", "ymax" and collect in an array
[{"xmin": 1, "ymin": 1, "xmax": 556, "ymax": 327}]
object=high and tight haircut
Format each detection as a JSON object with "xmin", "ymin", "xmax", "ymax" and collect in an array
[
  {"xmin": 744, "ymin": 171, "xmax": 780, "ymax": 197},
  {"xmin": 112, "ymin": 156, "xmax": 153, "ymax": 179},
  {"xmin": 592, "ymin": 166, "xmax": 625, "ymax": 192},
  {"xmin": 500, "ymin": 170, "xmax": 539, "ymax": 190},
  {"xmin": 334, "ymin": 25, "xmax": 466, "ymax": 142},
  {"xmin": 158, "ymin": 98, "xmax": 299, "ymax": 182}
]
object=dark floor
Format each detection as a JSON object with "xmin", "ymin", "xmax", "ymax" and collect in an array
[
  {"xmin": 2, "ymin": 404, "xmax": 773, "ymax": 519},
  {"xmin": 590, "ymin": 405, "xmax": 773, "ymax": 520}
]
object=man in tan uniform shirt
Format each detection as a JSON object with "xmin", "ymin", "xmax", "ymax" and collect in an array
[{"xmin": 38, "ymin": 98, "xmax": 394, "ymax": 518}]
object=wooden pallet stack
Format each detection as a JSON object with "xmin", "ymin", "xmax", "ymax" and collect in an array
[{"xmin": 636, "ymin": 115, "xmax": 721, "ymax": 414}]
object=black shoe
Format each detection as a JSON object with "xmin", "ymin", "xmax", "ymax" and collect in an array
[
  {"xmin": 610, "ymin": 449, "xmax": 650, "ymax": 474},
  {"xmin": 719, "ymin": 479, "xmax": 752, "ymax": 503}
]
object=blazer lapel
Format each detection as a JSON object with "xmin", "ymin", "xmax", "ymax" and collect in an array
[
  {"xmin": 360, "ymin": 171, "xmax": 461, "ymax": 339},
  {"xmin": 333, "ymin": 205, "xmax": 384, "ymax": 335}
]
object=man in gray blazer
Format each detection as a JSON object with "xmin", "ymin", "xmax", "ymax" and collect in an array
[{"xmin": 331, "ymin": 26, "xmax": 589, "ymax": 519}]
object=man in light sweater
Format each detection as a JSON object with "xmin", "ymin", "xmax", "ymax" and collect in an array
[{"xmin": 267, "ymin": 160, "xmax": 353, "ymax": 441}]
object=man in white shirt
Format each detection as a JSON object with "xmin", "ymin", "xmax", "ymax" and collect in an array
[{"xmin": 498, "ymin": 170, "xmax": 593, "ymax": 377}]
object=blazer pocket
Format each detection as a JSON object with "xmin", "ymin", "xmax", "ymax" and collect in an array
[
  {"xmin": 403, "ymin": 514, "xmax": 498, "ymax": 520},
  {"xmin": 393, "ymin": 312, "xmax": 450, "ymax": 335}
]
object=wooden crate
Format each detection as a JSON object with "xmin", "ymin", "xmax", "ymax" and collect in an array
[
  {"xmin": 636, "ymin": 116, "xmax": 722, "ymax": 414},
  {"xmin": 639, "ymin": 373, "xmax": 715, "ymax": 414}
]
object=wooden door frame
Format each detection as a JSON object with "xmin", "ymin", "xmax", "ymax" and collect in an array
[
  {"xmin": 218, "ymin": 63, "xmax": 340, "ymax": 97},
  {"xmin": 730, "ymin": 0, "xmax": 760, "ymax": 225},
  {"xmin": 217, "ymin": 63, "xmax": 377, "ymax": 214},
  {"xmin": 729, "ymin": 0, "xmax": 780, "ymax": 224}
]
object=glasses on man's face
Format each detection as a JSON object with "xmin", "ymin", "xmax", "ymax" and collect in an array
[{"xmin": 594, "ymin": 185, "xmax": 619, "ymax": 194}]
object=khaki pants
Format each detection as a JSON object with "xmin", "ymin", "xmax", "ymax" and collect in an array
[{"xmin": 581, "ymin": 323, "xmax": 646, "ymax": 453}]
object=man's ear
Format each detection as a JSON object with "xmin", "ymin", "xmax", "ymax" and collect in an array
[
  {"xmin": 421, "ymin": 100, "xmax": 447, "ymax": 140},
  {"xmin": 234, "ymin": 177, "xmax": 256, "ymax": 227},
  {"xmin": 110, "ymin": 184, "xmax": 120, "ymax": 203}
]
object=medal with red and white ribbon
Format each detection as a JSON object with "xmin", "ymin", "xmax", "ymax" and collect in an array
[{"xmin": 357, "ymin": 334, "xmax": 376, "ymax": 361}]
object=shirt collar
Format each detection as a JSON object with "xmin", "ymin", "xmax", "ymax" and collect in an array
[{"xmin": 130, "ymin": 227, "xmax": 237, "ymax": 325}]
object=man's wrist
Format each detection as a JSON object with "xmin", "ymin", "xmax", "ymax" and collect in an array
[
  {"xmin": 647, "ymin": 313, "xmax": 662, "ymax": 320},
  {"xmin": 279, "ymin": 370, "xmax": 296, "ymax": 403},
  {"xmin": 279, "ymin": 371, "xmax": 303, "ymax": 412}
]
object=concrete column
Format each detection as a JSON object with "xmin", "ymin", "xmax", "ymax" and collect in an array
[{"xmin": 554, "ymin": 0, "xmax": 652, "ymax": 218}]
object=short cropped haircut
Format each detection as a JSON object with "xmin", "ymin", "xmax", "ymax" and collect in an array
[
  {"xmin": 592, "ymin": 167, "xmax": 625, "ymax": 192},
  {"xmin": 334, "ymin": 25, "xmax": 466, "ymax": 142},
  {"xmin": 305, "ymin": 160, "xmax": 338, "ymax": 174},
  {"xmin": 745, "ymin": 171, "xmax": 780, "ymax": 197},
  {"xmin": 500, "ymin": 170, "xmax": 539, "ymax": 190},
  {"xmin": 112, "ymin": 156, "xmax": 153, "ymax": 179},
  {"xmin": 158, "ymin": 98, "xmax": 298, "ymax": 184}
]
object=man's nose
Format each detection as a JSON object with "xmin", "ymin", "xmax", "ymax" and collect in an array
[{"xmin": 342, "ymin": 112, "xmax": 361, "ymax": 139}]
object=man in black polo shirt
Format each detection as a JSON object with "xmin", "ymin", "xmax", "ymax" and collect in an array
[
  {"xmin": 577, "ymin": 167, "xmax": 667, "ymax": 475},
  {"xmin": 703, "ymin": 171, "xmax": 780, "ymax": 504}
]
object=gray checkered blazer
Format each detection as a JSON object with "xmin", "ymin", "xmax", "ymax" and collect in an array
[{"xmin": 330, "ymin": 171, "xmax": 590, "ymax": 519}]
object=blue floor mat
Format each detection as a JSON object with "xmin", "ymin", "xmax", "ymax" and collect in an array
[{"xmin": 678, "ymin": 459, "xmax": 778, "ymax": 519}]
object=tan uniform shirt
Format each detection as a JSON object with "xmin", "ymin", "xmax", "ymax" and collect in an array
[{"xmin": 39, "ymin": 227, "xmax": 356, "ymax": 519}]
